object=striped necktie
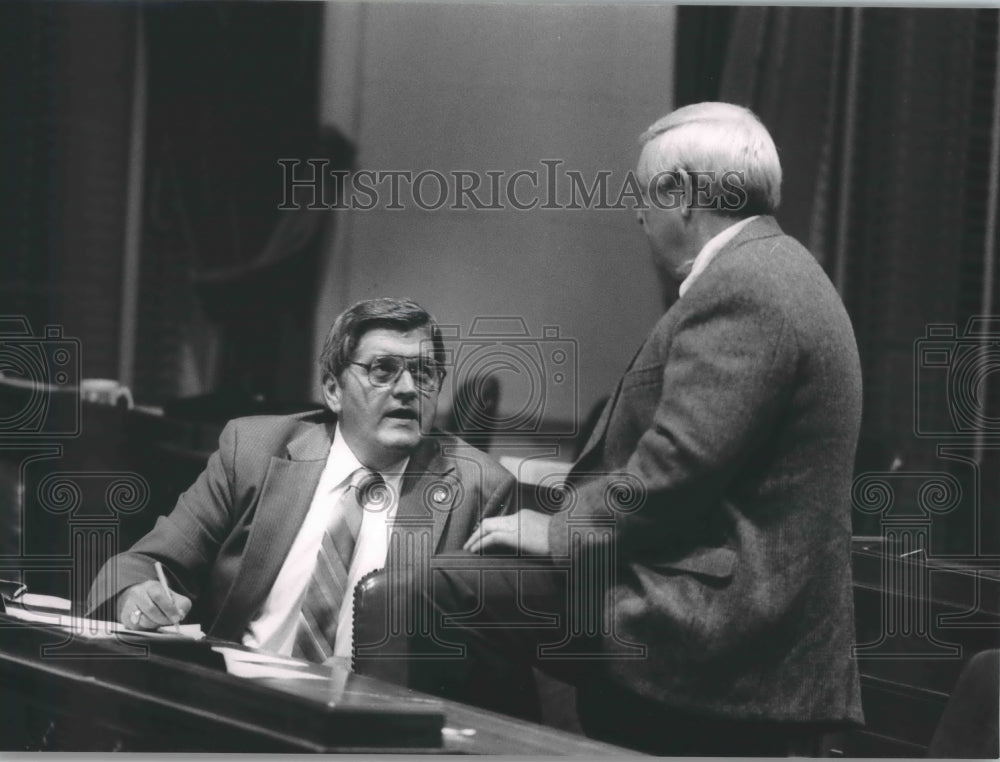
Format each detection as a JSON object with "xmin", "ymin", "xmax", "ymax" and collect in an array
[{"xmin": 292, "ymin": 467, "xmax": 385, "ymax": 662}]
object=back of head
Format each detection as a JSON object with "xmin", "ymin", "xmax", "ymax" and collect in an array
[
  {"xmin": 318, "ymin": 297, "xmax": 445, "ymax": 384},
  {"xmin": 638, "ymin": 102, "xmax": 782, "ymax": 218}
]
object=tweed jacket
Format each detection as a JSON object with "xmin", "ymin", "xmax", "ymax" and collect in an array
[
  {"xmin": 549, "ymin": 216, "xmax": 864, "ymax": 725},
  {"xmin": 87, "ymin": 411, "xmax": 515, "ymax": 641}
]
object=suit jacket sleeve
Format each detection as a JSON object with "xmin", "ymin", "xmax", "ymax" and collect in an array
[
  {"xmin": 549, "ymin": 278, "xmax": 798, "ymax": 555},
  {"xmin": 86, "ymin": 421, "xmax": 240, "ymax": 617}
]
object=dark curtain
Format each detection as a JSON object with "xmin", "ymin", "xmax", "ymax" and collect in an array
[
  {"xmin": 673, "ymin": 6, "xmax": 735, "ymax": 107},
  {"xmin": 135, "ymin": 1, "xmax": 352, "ymax": 417},
  {"xmin": 0, "ymin": 2, "xmax": 141, "ymax": 600},
  {"xmin": 692, "ymin": 7, "xmax": 999, "ymax": 552},
  {"xmin": 0, "ymin": 1, "xmax": 136, "ymax": 379}
]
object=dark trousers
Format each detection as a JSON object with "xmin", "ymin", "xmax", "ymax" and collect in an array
[{"xmin": 353, "ymin": 553, "xmax": 823, "ymax": 756}]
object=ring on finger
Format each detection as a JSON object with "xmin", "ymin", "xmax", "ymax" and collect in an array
[{"xmin": 130, "ymin": 609, "xmax": 142, "ymax": 625}]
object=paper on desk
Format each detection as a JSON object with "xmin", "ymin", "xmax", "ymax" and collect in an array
[
  {"xmin": 101, "ymin": 620, "xmax": 205, "ymax": 640},
  {"xmin": 212, "ymin": 647, "xmax": 326, "ymax": 680},
  {"xmin": 155, "ymin": 623, "xmax": 205, "ymax": 639},
  {"xmin": 2, "ymin": 592, "xmax": 72, "ymax": 620},
  {"xmin": 224, "ymin": 661, "xmax": 327, "ymax": 680},
  {"xmin": 3, "ymin": 604, "xmax": 205, "ymax": 640},
  {"xmin": 212, "ymin": 646, "xmax": 304, "ymax": 666},
  {"xmin": 3, "ymin": 606, "xmax": 67, "ymax": 626},
  {"xmin": 19, "ymin": 593, "xmax": 72, "ymax": 611},
  {"xmin": 5, "ymin": 606, "xmax": 132, "ymax": 636}
]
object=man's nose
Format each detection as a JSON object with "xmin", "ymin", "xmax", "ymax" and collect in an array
[{"xmin": 392, "ymin": 367, "xmax": 418, "ymax": 396}]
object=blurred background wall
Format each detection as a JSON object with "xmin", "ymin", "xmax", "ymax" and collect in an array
[{"xmin": 314, "ymin": 3, "xmax": 672, "ymax": 427}]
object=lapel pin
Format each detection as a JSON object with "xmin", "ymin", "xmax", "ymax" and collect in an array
[{"xmin": 431, "ymin": 486, "xmax": 449, "ymax": 504}]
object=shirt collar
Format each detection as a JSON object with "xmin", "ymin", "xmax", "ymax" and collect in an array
[
  {"xmin": 678, "ymin": 215, "xmax": 759, "ymax": 297},
  {"xmin": 325, "ymin": 424, "xmax": 408, "ymax": 493}
]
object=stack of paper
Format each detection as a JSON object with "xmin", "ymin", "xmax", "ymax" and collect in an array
[{"xmin": 212, "ymin": 646, "xmax": 326, "ymax": 680}]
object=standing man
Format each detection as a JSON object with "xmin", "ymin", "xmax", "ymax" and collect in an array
[
  {"xmin": 87, "ymin": 298, "xmax": 516, "ymax": 669},
  {"xmin": 404, "ymin": 103, "xmax": 864, "ymax": 754}
]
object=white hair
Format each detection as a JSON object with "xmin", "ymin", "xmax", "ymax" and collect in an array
[{"xmin": 638, "ymin": 102, "xmax": 781, "ymax": 216}]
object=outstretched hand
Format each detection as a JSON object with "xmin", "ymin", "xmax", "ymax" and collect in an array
[{"xmin": 463, "ymin": 510, "xmax": 552, "ymax": 555}]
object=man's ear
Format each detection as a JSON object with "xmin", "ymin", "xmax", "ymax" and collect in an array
[
  {"xmin": 676, "ymin": 168, "xmax": 694, "ymax": 219},
  {"xmin": 322, "ymin": 375, "xmax": 343, "ymax": 415},
  {"xmin": 650, "ymin": 169, "xmax": 690, "ymax": 217}
]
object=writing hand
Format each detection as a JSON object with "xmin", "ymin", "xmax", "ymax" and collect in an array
[
  {"xmin": 463, "ymin": 510, "xmax": 552, "ymax": 555},
  {"xmin": 117, "ymin": 579, "xmax": 192, "ymax": 630}
]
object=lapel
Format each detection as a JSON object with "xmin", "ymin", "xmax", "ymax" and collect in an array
[
  {"xmin": 572, "ymin": 339, "xmax": 647, "ymax": 472},
  {"xmin": 210, "ymin": 419, "xmax": 334, "ymax": 639},
  {"xmin": 392, "ymin": 435, "xmax": 457, "ymax": 554}
]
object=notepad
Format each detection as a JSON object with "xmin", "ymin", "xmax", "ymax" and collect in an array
[
  {"xmin": 19, "ymin": 593, "xmax": 72, "ymax": 612},
  {"xmin": 3, "ymin": 599, "xmax": 205, "ymax": 640},
  {"xmin": 157, "ymin": 623, "xmax": 205, "ymax": 639}
]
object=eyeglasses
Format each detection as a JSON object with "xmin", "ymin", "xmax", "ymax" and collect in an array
[{"xmin": 349, "ymin": 355, "xmax": 445, "ymax": 392}]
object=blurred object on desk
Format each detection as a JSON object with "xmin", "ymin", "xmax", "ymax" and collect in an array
[{"xmin": 80, "ymin": 378, "xmax": 132, "ymax": 408}]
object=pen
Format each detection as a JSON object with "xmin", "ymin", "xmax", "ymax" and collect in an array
[{"xmin": 154, "ymin": 561, "xmax": 182, "ymax": 634}]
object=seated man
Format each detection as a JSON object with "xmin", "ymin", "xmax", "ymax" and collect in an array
[{"xmin": 86, "ymin": 298, "xmax": 518, "ymax": 678}]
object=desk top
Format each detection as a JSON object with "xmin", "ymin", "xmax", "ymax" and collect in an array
[{"xmin": 0, "ymin": 616, "xmax": 635, "ymax": 755}]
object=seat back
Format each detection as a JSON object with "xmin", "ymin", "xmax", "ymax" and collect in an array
[{"xmin": 927, "ymin": 649, "xmax": 1000, "ymax": 758}]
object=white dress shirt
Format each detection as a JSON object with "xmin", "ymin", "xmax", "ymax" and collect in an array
[
  {"xmin": 678, "ymin": 215, "xmax": 759, "ymax": 298},
  {"xmin": 242, "ymin": 425, "xmax": 406, "ymax": 661}
]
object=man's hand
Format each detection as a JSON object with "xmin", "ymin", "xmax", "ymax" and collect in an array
[
  {"xmin": 116, "ymin": 579, "xmax": 192, "ymax": 630},
  {"xmin": 463, "ymin": 510, "xmax": 552, "ymax": 555}
]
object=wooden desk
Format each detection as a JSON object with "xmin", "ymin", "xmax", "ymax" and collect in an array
[
  {"xmin": 839, "ymin": 540, "xmax": 1000, "ymax": 756},
  {"xmin": 0, "ymin": 617, "xmax": 636, "ymax": 754}
]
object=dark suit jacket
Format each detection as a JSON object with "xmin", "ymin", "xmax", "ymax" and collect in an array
[
  {"xmin": 550, "ymin": 216, "xmax": 864, "ymax": 725},
  {"xmin": 87, "ymin": 411, "xmax": 515, "ymax": 641}
]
